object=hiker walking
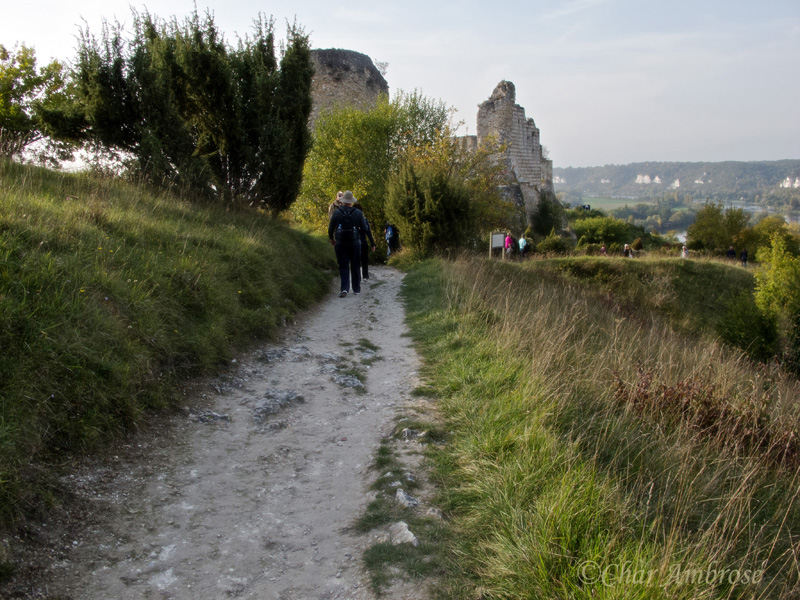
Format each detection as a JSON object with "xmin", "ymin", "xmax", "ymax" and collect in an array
[
  {"xmin": 327, "ymin": 191, "xmax": 343, "ymax": 219},
  {"xmin": 352, "ymin": 201, "xmax": 377, "ymax": 280},
  {"xmin": 384, "ymin": 223, "xmax": 400, "ymax": 257},
  {"xmin": 518, "ymin": 234, "xmax": 528, "ymax": 257},
  {"xmin": 740, "ymin": 248, "xmax": 748, "ymax": 267},
  {"xmin": 328, "ymin": 191, "xmax": 370, "ymax": 298}
]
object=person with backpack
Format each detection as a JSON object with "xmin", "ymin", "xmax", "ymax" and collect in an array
[
  {"xmin": 352, "ymin": 201, "xmax": 377, "ymax": 280},
  {"xmin": 328, "ymin": 191, "xmax": 370, "ymax": 298}
]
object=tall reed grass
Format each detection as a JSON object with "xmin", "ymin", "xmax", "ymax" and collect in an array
[
  {"xmin": 402, "ymin": 256, "xmax": 800, "ymax": 599},
  {"xmin": 0, "ymin": 159, "xmax": 335, "ymax": 526}
]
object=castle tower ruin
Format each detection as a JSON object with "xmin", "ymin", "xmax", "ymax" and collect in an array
[
  {"xmin": 309, "ymin": 49, "xmax": 389, "ymax": 129},
  {"xmin": 476, "ymin": 81, "xmax": 553, "ymax": 225}
]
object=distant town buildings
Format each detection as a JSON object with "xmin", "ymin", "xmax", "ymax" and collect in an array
[{"xmin": 780, "ymin": 176, "xmax": 800, "ymax": 188}]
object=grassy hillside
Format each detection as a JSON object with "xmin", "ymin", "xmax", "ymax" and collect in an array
[
  {"xmin": 401, "ymin": 256, "xmax": 800, "ymax": 598},
  {"xmin": 521, "ymin": 256, "xmax": 778, "ymax": 360},
  {"xmin": 0, "ymin": 159, "xmax": 336, "ymax": 525}
]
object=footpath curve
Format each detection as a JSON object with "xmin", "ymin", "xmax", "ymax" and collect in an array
[{"xmin": 34, "ymin": 265, "xmax": 425, "ymax": 599}]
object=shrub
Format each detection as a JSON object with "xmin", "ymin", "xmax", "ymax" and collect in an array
[
  {"xmin": 385, "ymin": 161, "xmax": 475, "ymax": 256},
  {"xmin": 715, "ymin": 291, "xmax": 779, "ymax": 362},
  {"xmin": 570, "ymin": 215, "xmax": 632, "ymax": 246},
  {"xmin": 535, "ymin": 229, "xmax": 572, "ymax": 254}
]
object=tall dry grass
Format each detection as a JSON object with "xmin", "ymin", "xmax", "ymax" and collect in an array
[{"xmin": 403, "ymin": 256, "xmax": 800, "ymax": 599}]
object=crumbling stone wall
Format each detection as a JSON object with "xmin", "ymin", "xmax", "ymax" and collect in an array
[
  {"xmin": 309, "ymin": 49, "xmax": 389, "ymax": 129},
  {"xmin": 476, "ymin": 81, "xmax": 553, "ymax": 225}
]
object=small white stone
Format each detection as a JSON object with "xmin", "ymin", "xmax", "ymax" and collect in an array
[{"xmin": 388, "ymin": 521, "xmax": 418, "ymax": 547}]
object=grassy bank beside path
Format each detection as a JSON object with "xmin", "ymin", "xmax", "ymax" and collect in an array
[
  {"xmin": 402, "ymin": 257, "xmax": 800, "ymax": 599},
  {"xmin": 0, "ymin": 159, "xmax": 336, "ymax": 526}
]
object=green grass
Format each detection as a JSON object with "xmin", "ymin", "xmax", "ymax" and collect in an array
[
  {"xmin": 401, "ymin": 256, "xmax": 800, "ymax": 599},
  {"xmin": 355, "ymin": 439, "xmax": 447, "ymax": 595},
  {"xmin": 517, "ymin": 255, "xmax": 778, "ymax": 360},
  {"xmin": 0, "ymin": 158, "xmax": 336, "ymax": 526}
]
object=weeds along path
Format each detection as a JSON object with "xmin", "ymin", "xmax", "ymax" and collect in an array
[{"xmin": 40, "ymin": 265, "xmax": 423, "ymax": 599}]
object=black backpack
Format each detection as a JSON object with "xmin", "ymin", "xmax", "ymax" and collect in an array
[{"xmin": 334, "ymin": 207, "xmax": 360, "ymax": 245}]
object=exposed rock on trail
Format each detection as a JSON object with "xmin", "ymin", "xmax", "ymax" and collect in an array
[{"xmin": 10, "ymin": 266, "xmax": 428, "ymax": 599}]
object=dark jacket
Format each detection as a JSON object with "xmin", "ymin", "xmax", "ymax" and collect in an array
[
  {"xmin": 360, "ymin": 217, "xmax": 376, "ymax": 247},
  {"xmin": 328, "ymin": 206, "xmax": 370, "ymax": 245}
]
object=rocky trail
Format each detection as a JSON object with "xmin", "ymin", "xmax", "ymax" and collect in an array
[{"xmin": 5, "ymin": 266, "xmax": 433, "ymax": 600}]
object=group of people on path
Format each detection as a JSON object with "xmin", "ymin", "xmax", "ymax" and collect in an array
[
  {"xmin": 327, "ymin": 190, "xmax": 400, "ymax": 297},
  {"xmin": 505, "ymin": 232, "xmax": 530, "ymax": 258},
  {"xmin": 726, "ymin": 245, "xmax": 749, "ymax": 267}
]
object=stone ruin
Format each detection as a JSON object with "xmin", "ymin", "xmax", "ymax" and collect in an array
[
  {"xmin": 308, "ymin": 49, "xmax": 389, "ymax": 130},
  {"xmin": 460, "ymin": 81, "xmax": 553, "ymax": 224},
  {"xmin": 308, "ymin": 50, "xmax": 552, "ymax": 226}
]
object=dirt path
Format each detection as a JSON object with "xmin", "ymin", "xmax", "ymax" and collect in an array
[{"xmin": 24, "ymin": 266, "xmax": 427, "ymax": 599}]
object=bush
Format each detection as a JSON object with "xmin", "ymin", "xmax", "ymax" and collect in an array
[
  {"xmin": 575, "ymin": 242, "xmax": 602, "ymax": 256},
  {"xmin": 535, "ymin": 230, "xmax": 572, "ymax": 254},
  {"xmin": 529, "ymin": 189, "xmax": 565, "ymax": 237},
  {"xmin": 570, "ymin": 216, "xmax": 632, "ymax": 246},
  {"xmin": 385, "ymin": 161, "xmax": 475, "ymax": 256},
  {"xmin": 715, "ymin": 292, "xmax": 779, "ymax": 361}
]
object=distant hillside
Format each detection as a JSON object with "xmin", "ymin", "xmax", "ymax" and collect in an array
[{"xmin": 553, "ymin": 160, "xmax": 800, "ymax": 200}]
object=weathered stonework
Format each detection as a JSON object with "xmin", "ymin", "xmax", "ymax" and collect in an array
[
  {"xmin": 309, "ymin": 49, "xmax": 389, "ymax": 129},
  {"xmin": 475, "ymin": 81, "xmax": 553, "ymax": 224}
]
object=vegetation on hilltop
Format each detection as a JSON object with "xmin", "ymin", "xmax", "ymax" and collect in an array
[{"xmin": 0, "ymin": 159, "xmax": 335, "ymax": 527}]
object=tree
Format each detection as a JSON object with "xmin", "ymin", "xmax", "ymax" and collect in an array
[
  {"xmin": 686, "ymin": 203, "xmax": 749, "ymax": 252},
  {"xmin": 570, "ymin": 216, "xmax": 632, "ymax": 246},
  {"xmin": 529, "ymin": 189, "xmax": 565, "ymax": 239},
  {"xmin": 385, "ymin": 161, "xmax": 474, "ymax": 255},
  {"xmin": 57, "ymin": 9, "xmax": 312, "ymax": 209},
  {"xmin": 735, "ymin": 215, "xmax": 800, "ymax": 258},
  {"xmin": 754, "ymin": 234, "xmax": 800, "ymax": 372},
  {"xmin": 292, "ymin": 91, "xmax": 452, "ymax": 234},
  {"xmin": 0, "ymin": 44, "xmax": 75, "ymax": 162}
]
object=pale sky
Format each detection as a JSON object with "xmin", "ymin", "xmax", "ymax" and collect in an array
[{"xmin": 3, "ymin": 0, "xmax": 799, "ymax": 167}]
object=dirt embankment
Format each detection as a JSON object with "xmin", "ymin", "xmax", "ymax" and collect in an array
[{"xmin": 4, "ymin": 266, "xmax": 430, "ymax": 600}]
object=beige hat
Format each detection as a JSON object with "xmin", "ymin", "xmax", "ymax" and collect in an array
[{"xmin": 340, "ymin": 191, "xmax": 356, "ymax": 205}]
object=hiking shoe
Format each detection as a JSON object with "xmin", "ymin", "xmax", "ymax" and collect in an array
[
  {"xmin": 339, "ymin": 290, "xmax": 348, "ymax": 298},
  {"xmin": 354, "ymin": 291, "xmax": 360, "ymax": 295}
]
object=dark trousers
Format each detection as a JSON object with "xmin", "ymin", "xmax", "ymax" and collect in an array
[
  {"xmin": 335, "ymin": 242, "xmax": 361, "ymax": 293},
  {"xmin": 360, "ymin": 243, "xmax": 370, "ymax": 279}
]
